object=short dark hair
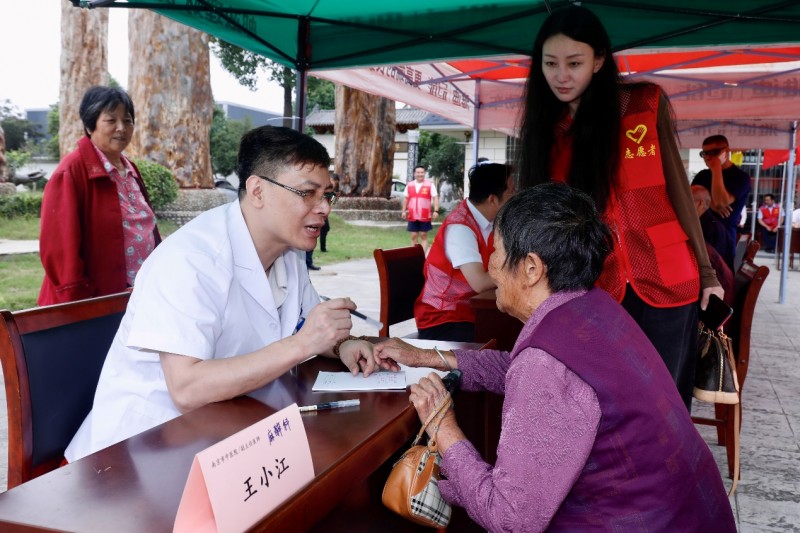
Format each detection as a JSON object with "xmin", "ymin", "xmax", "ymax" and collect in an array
[
  {"xmin": 763, "ymin": 194, "xmax": 775, "ymax": 202},
  {"xmin": 494, "ymin": 183, "xmax": 613, "ymax": 291},
  {"xmin": 702, "ymin": 134, "xmax": 729, "ymax": 147},
  {"xmin": 79, "ymin": 86, "xmax": 135, "ymax": 136},
  {"xmin": 468, "ymin": 163, "xmax": 511, "ymax": 204},
  {"xmin": 237, "ymin": 126, "xmax": 331, "ymax": 196},
  {"xmin": 414, "ymin": 165, "xmax": 426, "ymax": 172}
]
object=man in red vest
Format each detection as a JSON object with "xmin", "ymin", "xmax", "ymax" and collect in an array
[
  {"xmin": 401, "ymin": 165, "xmax": 439, "ymax": 253},
  {"xmin": 757, "ymin": 194, "xmax": 782, "ymax": 253},
  {"xmin": 414, "ymin": 163, "xmax": 515, "ymax": 341}
]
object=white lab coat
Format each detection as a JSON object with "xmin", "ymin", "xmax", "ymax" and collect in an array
[{"xmin": 65, "ymin": 202, "xmax": 319, "ymax": 461}]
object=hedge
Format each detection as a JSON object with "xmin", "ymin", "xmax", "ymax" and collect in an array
[
  {"xmin": 133, "ymin": 159, "xmax": 179, "ymax": 210},
  {"xmin": 0, "ymin": 192, "xmax": 42, "ymax": 218}
]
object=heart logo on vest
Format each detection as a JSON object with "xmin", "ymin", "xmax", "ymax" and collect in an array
[{"xmin": 625, "ymin": 125, "xmax": 647, "ymax": 145}]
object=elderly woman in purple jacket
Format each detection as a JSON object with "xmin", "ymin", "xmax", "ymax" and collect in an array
[{"xmin": 374, "ymin": 183, "xmax": 735, "ymax": 532}]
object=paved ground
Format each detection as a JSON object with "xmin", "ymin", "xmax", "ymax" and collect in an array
[{"xmin": 0, "ymin": 243, "xmax": 798, "ymax": 531}]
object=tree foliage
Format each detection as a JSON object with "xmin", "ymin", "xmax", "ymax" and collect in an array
[
  {"xmin": 210, "ymin": 38, "xmax": 295, "ymax": 124},
  {"xmin": 419, "ymin": 131, "xmax": 465, "ymax": 191},
  {"xmin": 307, "ymin": 77, "xmax": 335, "ymax": 110},
  {"xmin": 210, "ymin": 105, "xmax": 252, "ymax": 177},
  {"xmin": 0, "ymin": 100, "xmax": 42, "ymax": 151},
  {"xmin": 46, "ymin": 104, "xmax": 60, "ymax": 159}
]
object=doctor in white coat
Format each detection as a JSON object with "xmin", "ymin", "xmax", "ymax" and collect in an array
[{"xmin": 66, "ymin": 126, "xmax": 375, "ymax": 461}]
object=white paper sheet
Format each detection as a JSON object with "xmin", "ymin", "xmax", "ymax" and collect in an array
[
  {"xmin": 312, "ymin": 370, "xmax": 407, "ymax": 391},
  {"xmin": 398, "ymin": 364, "xmax": 448, "ymax": 385}
]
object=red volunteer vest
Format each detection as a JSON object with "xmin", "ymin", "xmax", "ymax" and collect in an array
[
  {"xmin": 407, "ymin": 180, "xmax": 433, "ymax": 222},
  {"xmin": 414, "ymin": 200, "xmax": 494, "ymax": 329},
  {"xmin": 760, "ymin": 205, "xmax": 780, "ymax": 227},
  {"xmin": 552, "ymin": 84, "xmax": 700, "ymax": 307}
]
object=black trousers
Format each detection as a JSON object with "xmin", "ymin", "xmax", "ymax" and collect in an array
[
  {"xmin": 418, "ymin": 321, "xmax": 475, "ymax": 343},
  {"xmin": 621, "ymin": 287, "xmax": 698, "ymax": 413}
]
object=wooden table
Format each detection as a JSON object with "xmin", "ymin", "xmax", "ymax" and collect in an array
[
  {"xmin": 0, "ymin": 343, "xmax": 486, "ymax": 532},
  {"xmin": 470, "ymin": 289, "xmax": 523, "ymax": 351}
]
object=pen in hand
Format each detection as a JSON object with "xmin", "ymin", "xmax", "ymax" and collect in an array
[
  {"xmin": 320, "ymin": 296, "xmax": 384, "ymax": 330},
  {"xmin": 299, "ymin": 399, "xmax": 360, "ymax": 412}
]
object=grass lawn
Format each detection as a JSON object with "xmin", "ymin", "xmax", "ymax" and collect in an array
[{"xmin": 0, "ymin": 213, "xmax": 436, "ymax": 312}]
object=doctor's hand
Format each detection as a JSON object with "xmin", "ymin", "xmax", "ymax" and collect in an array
[
  {"xmin": 339, "ymin": 339, "xmax": 378, "ymax": 377},
  {"xmin": 296, "ymin": 297, "xmax": 354, "ymax": 357}
]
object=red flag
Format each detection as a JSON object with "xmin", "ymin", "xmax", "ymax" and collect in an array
[{"xmin": 762, "ymin": 149, "xmax": 800, "ymax": 170}]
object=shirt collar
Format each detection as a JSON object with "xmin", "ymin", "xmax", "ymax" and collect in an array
[
  {"xmin": 91, "ymin": 142, "xmax": 132, "ymax": 177},
  {"xmin": 465, "ymin": 199, "xmax": 493, "ymax": 230}
]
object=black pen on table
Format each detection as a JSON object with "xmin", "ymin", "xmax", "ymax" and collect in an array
[
  {"xmin": 320, "ymin": 296, "xmax": 384, "ymax": 330},
  {"xmin": 299, "ymin": 399, "xmax": 360, "ymax": 412}
]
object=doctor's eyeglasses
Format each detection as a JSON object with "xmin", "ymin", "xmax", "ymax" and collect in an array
[{"xmin": 256, "ymin": 175, "xmax": 337, "ymax": 206}]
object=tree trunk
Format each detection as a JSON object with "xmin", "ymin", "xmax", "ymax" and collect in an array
[
  {"xmin": 59, "ymin": 0, "xmax": 108, "ymax": 158},
  {"xmin": 0, "ymin": 126, "xmax": 7, "ymax": 182},
  {"xmin": 334, "ymin": 86, "xmax": 396, "ymax": 197},
  {"xmin": 127, "ymin": 10, "xmax": 213, "ymax": 188}
]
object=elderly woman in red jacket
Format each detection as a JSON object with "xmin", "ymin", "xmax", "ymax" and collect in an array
[{"xmin": 38, "ymin": 86, "xmax": 161, "ymax": 305}]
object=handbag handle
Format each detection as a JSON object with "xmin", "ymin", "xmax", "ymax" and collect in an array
[{"xmin": 411, "ymin": 392, "xmax": 453, "ymax": 448}]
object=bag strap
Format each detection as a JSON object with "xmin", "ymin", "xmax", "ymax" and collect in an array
[
  {"xmin": 728, "ymin": 402, "xmax": 740, "ymax": 496},
  {"xmin": 726, "ymin": 342, "xmax": 740, "ymax": 496},
  {"xmin": 412, "ymin": 392, "xmax": 453, "ymax": 447}
]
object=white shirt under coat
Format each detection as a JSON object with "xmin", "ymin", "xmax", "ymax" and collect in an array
[
  {"xmin": 65, "ymin": 201, "xmax": 320, "ymax": 461},
  {"xmin": 444, "ymin": 199, "xmax": 493, "ymax": 268}
]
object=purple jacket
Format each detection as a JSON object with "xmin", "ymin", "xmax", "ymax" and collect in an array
[
  {"xmin": 441, "ymin": 289, "xmax": 734, "ymax": 532},
  {"xmin": 529, "ymin": 288, "xmax": 734, "ymax": 530}
]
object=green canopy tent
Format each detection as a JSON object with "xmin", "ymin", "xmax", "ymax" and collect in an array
[
  {"xmin": 73, "ymin": 0, "xmax": 800, "ymax": 129},
  {"xmin": 72, "ymin": 0, "xmax": 800, "ymax": 302}
]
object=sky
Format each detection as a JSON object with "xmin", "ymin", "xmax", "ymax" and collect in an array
[{"xmin": 0, "ymin": 0, "xmax": 285, "ymax": 114}]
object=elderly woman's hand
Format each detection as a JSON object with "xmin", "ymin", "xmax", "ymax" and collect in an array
[
  {"xmin": 410, "ymin": 373, "xmax": 464, "ymax": 450},
  {"xmin": 373, "ymin": 337, "xmax": 432, "ymax": 371}
]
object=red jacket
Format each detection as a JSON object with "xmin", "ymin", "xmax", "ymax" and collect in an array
[
  {"xmin": 38, "ymin": 137, "xmax": 161, "ymax": 305},
  {"xmin": 414, "ymin": 200, "xmax": 493, "ymax": 328}
]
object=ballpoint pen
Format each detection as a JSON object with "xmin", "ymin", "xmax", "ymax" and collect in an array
[
  {"xmin": 299, "ymin": 399, "xmax": 360, "ymax": 412},
  {"xmin": 320, "ymin": 296, "xmax": 384, "ymax": 330}
]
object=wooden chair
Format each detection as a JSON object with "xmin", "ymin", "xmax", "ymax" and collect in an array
[
  {"xmin": 776, "ymin": 227, "xmax": 800, "ymax": 269},
  {"xmin": 742, "ymin": 238, "xmax": 760, "ymax": 266},
  {"xmin": 373, "ymin": 245, "xmax": 426, "ymax": 337},
  {"xmin": 692, "ymin": 258, "xmax": 769, "ymax": 478},
  {"xmin": 732, "ymin": 233, "xmax": 752, "ymax": 273},
  {"xmin": 0, "ymin": 291, "xmax": 130, "ymax": 488}
]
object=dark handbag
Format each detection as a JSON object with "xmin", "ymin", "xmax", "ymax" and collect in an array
[
  {"xmin": 382, "ymin": 392, "xmax": 453, "ymax": 528},
  {"xmin": 694, "ymin": 323, "xmax": 740, "ymax": 405},
  {"xmin": 693, "ymin": 321, "xmax": 740, "ymax": 495}
]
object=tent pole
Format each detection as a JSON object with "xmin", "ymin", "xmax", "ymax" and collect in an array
[
  {"xmin": 466, "ymin": 78, "xmax": 481, "ymax": 199},
  {"xmin": 779, "ymin": 121, "xmax": 797, "ymax": 304},
  {"xmin": 294, "ymin": 69, "xmax": 307, "ymax": 132},
  {"xmin": 750, "ymin": 149, "xmax": 761, "ymax": 237},
  {"xmin": 294, "ymin": 16, "xmax": 310, "ymax": 132},
  {"xmin": 472, "ymin": 79, "xmax": 480, "ymax": 168}
]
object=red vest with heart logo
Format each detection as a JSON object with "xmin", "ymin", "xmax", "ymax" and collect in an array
[{"xmin": 552, "ymin": 84, "xmax": 700, "ymax": 307}]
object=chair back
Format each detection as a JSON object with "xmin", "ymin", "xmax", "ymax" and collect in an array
[
  {"xmin": 373, "ymin": 245, "xmax": 426, "ymax": 337},
  {"xmin": 727, "ymin": 258, "xmax": 769, "ymax": 390},
  {"xmin": 733, "ymin": 234, "xmax": 753, "ymax": 272},
  {"xmin": 0, "ymin": 291, "xmax": 130, "ymax": 488}
]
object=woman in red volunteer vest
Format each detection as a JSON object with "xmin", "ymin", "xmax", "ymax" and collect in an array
[{"xmin": 516, "ymin": 5, "xmax": 723, "ymax": 411}]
